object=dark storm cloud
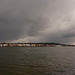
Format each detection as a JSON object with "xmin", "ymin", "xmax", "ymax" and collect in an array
[
  {"xmin": 0, "ymin": 0, "xmax": 49, "ymax": 42},
  {"xmin": 0, "ymin": 0, "xmax": 75, "ymax": 44}
]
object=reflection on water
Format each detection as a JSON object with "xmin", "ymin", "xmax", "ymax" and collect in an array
[{"xmin": 0, "ymin": 47, "xmax": 75, "ymax": 75}]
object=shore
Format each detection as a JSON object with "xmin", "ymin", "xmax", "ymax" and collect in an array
[{"xmin": 0, "ymin": 43, "xmax": 75, "ymax": 47}]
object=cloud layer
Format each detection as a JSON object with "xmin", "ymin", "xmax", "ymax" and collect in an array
[{"xmin": 0, "ymin": 0, "xmax": 75, "ymax": 44}]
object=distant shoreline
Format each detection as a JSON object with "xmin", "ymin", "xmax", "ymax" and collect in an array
[{"xmin": 0, "ymin": 43, "xmax": 75, "ymax": 47}]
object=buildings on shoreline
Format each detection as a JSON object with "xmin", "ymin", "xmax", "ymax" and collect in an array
[
  {"xmin": 0, "ymin": 43, "xmax": 75, "ymax": 47},
  {"xmin": 0, "ymin": 43, "xmax": 55, "ymax": 47}
]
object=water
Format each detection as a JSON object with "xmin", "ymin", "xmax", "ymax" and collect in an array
[{"xmin": 0, "ymin": 47, "xmax": 75, "ymax": 75}]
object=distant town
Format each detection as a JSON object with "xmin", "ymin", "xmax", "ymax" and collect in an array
[{"xmin": 0, "ymin": 43, "xmax": 75, "ymax": 47}]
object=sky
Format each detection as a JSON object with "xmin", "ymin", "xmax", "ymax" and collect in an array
[{"xmin": 0, "ymin": 0, "xmax": 75, "ymax": 44}]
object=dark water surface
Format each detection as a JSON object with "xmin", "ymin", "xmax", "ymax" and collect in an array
[{"xmin": 0, "ymin": 47, "xmax": 75, "ymax": 75}]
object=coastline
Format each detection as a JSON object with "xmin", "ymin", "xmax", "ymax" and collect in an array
[{"xmin": 0, "ymin": 43, "xmax": 75, "ymax": 47}]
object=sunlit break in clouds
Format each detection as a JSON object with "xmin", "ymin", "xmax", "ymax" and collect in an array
[{"xmin": 0, "ymin": 0, "xmax": 75, "ymax": 44}]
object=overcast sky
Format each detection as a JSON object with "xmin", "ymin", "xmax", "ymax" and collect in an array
[{"xmin": 0, "ymin": 0, "xmax": 75, "ymax": 44}]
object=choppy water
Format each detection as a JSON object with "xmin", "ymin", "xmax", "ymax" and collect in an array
[{"xmin": 0, "ymin": 47, "xmax": 75, "ymax": 75}]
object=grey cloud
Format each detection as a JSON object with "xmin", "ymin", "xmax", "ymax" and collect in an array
[
  {"xmin": 63, "ymin": 33, "xmax": 75, "ymax": 38},
  {"xmin": 62, "ymin": 26, "xmax": 75, "ymax": 38},
  {"xmin": 0, "ymin": 0, "xmax": 75, "ymax": 44},
  {"xmin": 0, "ymin": 0, "xmax": 49, "ymax": 42}
]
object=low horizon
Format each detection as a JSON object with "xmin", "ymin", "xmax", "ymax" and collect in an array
[{"xmin": 0, "ymin": 42, "xmax": 75, "ymax": 45}]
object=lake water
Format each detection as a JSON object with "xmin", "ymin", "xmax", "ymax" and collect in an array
[{"xmin": 0, "ymin": 47, "xmax": 75, "ymax": 75}]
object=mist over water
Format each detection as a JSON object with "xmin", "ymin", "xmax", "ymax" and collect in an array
[{"xmin": 0, "ymin": 47, "xmax": 75, "ymax": 75}]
